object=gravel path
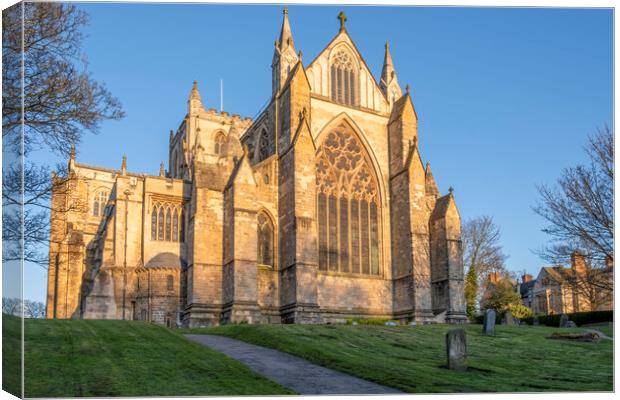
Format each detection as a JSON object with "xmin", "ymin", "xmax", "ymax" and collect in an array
[{"xmin": 186, "ymin": 334, "xmax": 403, "ymax": 395}]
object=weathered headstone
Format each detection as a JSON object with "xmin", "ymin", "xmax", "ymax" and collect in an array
[
  {"xmin": 559, "ymin": 314, "xmax": 573, "ymax": 328},
  {"xmin": 446, "ymin": 329, "xmax": 467, "ymax": 371},
  {"xmin": 503, "ymin": 311, "xmax": 514, "ymax": 325},
  {"xmin": 482, "ymin": 309, "xmax": 496, "ymax": 335}
]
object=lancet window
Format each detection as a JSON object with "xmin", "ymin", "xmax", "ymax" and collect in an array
[
  {"xmin": 151, "ymin": 201, "xmax": 184, "ymax": 242},
  {"xmin": 92, "ymin": 189, "xmax": 109, "ymax": 217},
  {"xmin": 214, "ymin": 132, "xmax": 226, "ymax": 155},
  {"xmin": 257, "ymin": 128, "xmax": 274, "ymax": 162},
  {"xmin": 257, "ymin": 212, "xmax": 274, "ymax": 267},
  {"xmin": 330, "ymin": 49, "xmax": 358, "ymax": 106},
  {"xmin": 316, "ymin": 127, "xmax": 381, "ymax": 275}
]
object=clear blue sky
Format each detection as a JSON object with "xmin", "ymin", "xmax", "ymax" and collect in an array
[{"xmin": 14, "ymin": 4, "xmax": 613, "ymax": 303}]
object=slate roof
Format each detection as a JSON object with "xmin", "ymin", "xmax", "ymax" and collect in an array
[{"xmin": 145, "ymin": 252, "xmax": 186, "ymax": 269}]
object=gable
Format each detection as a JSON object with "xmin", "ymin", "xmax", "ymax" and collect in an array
[{"xmin": 305, "ymin": 31, "xmax": 389, "ymax": 113}]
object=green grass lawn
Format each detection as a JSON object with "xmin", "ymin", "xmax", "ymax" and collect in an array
[
  {"xmin": 2, "ymin": 314, "xmax": 292, "ymax": 397},
  {"xmin": 186, "ymin": 323, "xmax": 613, "ymax": 393},
  {"xmin": 2, "ymin": 314, "xmax": 22, "ymax": 397}
]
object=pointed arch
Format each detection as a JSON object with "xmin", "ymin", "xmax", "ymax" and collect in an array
[
  {"xmin": 92, "ymin": 188, "xmax": 109, "ymax": 217},
  {"xmin": 315, "ymin": 116, "xmax": 383, "ymax": 276},
  {"xmin": 257, "ymin": 210, "xmax": 275, "ymax": 268},
  {"xmin": 314, "ymin": 113, "xmax": 386, "ymax": 206},
  {"xmin": 329, "ymin": 44, "xmax": 360, "ymax": 107},
  {"xmin": 214, "ymin": 131, "xmax": 227, "ymax": 155}
]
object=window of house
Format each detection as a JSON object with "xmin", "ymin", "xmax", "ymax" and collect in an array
[
  {"xmin": 330, "ymin": 49, "xmax": 357, "ymax": 106},
  {"xmin": 93, "ymin": 189, "xmax": 109, "ymax": 217},
  {"xmin": 316, "ymin": 126, "xmax": 380, "ymax": 275},
  {"xmin": 257, "ymin": 212, "xmax": 274, "ymax": 267}
]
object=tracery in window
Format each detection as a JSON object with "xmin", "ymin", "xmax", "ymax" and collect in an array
[
  {"xmin": 257, "ymin": 128, "xmax": 273, "ymax": 162},
  {"xmin": 214, "ymin": 132, "xmax": 226, "ymax": 155},
  {"xmin": 330, "ymin": 49, "xmax": 357, "ymax": 106},
  {"xmin": 92, "ymin": 189, "xmax": 109, "ymax": 217},
  {"xmin": 151, "ymin": 201, "xmax": 184, "ymax": 242},
  {"xmin": 257, "ymin": 212, "xmax": 274, "ymax": 267},
  {"xmin": 316, "ymin": 126, "xmax": 380, "ymax": 275}
]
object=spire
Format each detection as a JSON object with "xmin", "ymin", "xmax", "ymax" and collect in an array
[
  {"xmin": 69, "ymin": 143, "xmax": 76, "ymax": 161},
  {"xmin": 190, "ymin": 80, "xmax": 201, "ymax": 101},
  {"xmin": 425, "ymin": 161, "xmax": 439, "ymax": 197},
  {"xmin": 169, "ymin": 129, "xmax": 174, "ymax": 143},
  {"xmin": 278, "ymin": 7, "xmax": 295, "ymax": 51},
  {"xmin": 159, "ymin": 162, "xmax": 165, "ymax": 177},
  {"xmin": 380, "ymin": 41, "xmax": 402, "ymax": 104},
  {"xmin": 188, "ymin": 80, "xmax": 204, "ymax": 114},
  {"xmin": 381, "ymin": 41, "xmax": 394, "ymax": 84},
  {"xmin": 272, "ymin": 7, "xmax": 299, "ymax": 94},
  {"xmin": 121, "ymin": 155, "xmax": 127, "ymax": 175}
]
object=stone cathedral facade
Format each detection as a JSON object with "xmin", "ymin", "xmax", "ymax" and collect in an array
[{"xmin": 46, "ymin": 10, "xmax": 467, "ymax": 327}]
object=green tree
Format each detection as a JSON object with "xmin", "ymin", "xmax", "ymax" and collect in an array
[
  {"xmin": 464, "ymin": 264, "xmax": 477, "ymax": 318},
  {"xmin": 480, "ymin": 278, "xmax": 522, "ymax": 314}
]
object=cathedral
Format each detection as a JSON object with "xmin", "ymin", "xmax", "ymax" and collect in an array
[{"xmin": 46, "ymin": 9, "xmax": 467, "ymax": 327}]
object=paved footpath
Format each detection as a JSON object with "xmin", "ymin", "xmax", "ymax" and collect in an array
[{"xmin": 186, "ymin": 334, "xmax": 403, "ymax": 395}]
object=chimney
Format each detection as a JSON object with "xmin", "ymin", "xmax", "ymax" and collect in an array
[
  {"xmin": 571, "ymin": 251, "xmax": 587, "ymax": 275},
  {"xmin": 488, "ymin": 271, "xmax": 500, "ymax": 283},
  {"xmin": 521, "ymin": 273, "xmax": 533, "ymax": 283}
]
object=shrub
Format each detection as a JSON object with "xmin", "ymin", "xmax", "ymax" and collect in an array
[
  {"xmin": 522, "ymin": 310, "xmax": 613, "ymax": 327},
  {"xmin": 508, "ymin": 304, "xmax": 534, "ymax": 319}
]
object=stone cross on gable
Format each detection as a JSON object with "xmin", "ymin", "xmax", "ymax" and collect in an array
[{"xmin": 338, "ymin": 11, "xmax": 347, "ymax": 31}]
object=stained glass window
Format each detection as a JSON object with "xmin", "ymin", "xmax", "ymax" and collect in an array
[
  {"xmin": 316, "ymin": 125, "xmax": 381, "ymax": 275},
  {"xmin": 330, "ymin": 50, "xmax": 357, "ymax": 106}
]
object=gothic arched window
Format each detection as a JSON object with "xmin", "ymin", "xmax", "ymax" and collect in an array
[
  {"xmin": 158, "ymin": 207, "xmax": 165, "ymax": 241},
  {"xmin": 258, "ymin": 128, "xmax": 273, "ymax": 162},
  {"xmin": 165, "ymin": 208, "xmax": 172, "ymax": 241},
  {"xmin": 151, "ymin": 206, "xmax": 158, "ymax": 240},
  {"xmin": 167, "ymin": 275, "xmax": 174, "ymax": 291},
  {"xmin": 330, "ymin": 49, "xmax": 357, "ymax": 107},
  {"xmin": 316, "ymin": 126, "xmax": 381, "ymax": 275},
  {"xmin": 214, "ymin": 132, "xmax": 226, "ymax": 155},
  {"xmin": 257, "ymin": 212, "xmax": 274, "ymax": 267},
  {"xmin": 92, "ymin": 189, "xmax": 108, "ymax": 217},
  {"xmin": 152, "ymin": 202, "xmax": 184, "ymax": 242},
  {"xmin": 172, "ymin": 210, "xmax": 179, "ymax": 242}
]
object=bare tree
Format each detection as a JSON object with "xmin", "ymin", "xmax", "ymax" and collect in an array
[
  {"xmin": 462, "ymin": 216, "xmax": 508, "ymax": 316},
  {"xmin": 2, "ymin": 297, "xmax": 21, "ymax": 316},
  {"xmin": 3, "ymin": 2, "xmax": 124, "ymax": 156},
  {"xmin": 2, "ymin": 297, "xmax": 46, "ymax": 318},
  {"xmin": 2, "ymin": 3, "xmax": 124, "ymax": 268},
  {"xmin": 534, "ymin": 127, "xmax": 613, "ymax": 269}
]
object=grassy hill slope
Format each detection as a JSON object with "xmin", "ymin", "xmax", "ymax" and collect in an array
[
  {"xmin": 186, "ymin": 323, "xmax": 613, "ymax": 393},
  {"xmin": 2, "ymin": 314, "xmax": 292, "ymax": 397}
]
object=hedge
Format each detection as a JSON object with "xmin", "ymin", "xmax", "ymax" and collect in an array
[
  {"xmin": 473, "ymin": 310, "xmax": 612, "ymax": 327},
  {"xmin": 522, "ymin": 310, "xmax": 613, "ymax": 327}
]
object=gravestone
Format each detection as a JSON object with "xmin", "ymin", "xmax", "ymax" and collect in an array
[
  {"xmin": 446, "ymin": 329, "xmax": 467, "ymax": 371},
  {"xmin": 533, "ymin": 316, "xmax": 540, "ymax": 326},
  {"xmin": 482, "ymin": 309, "xmax": 496, "ymax": 335},
  {"xmin": 559, "ymin": 314, "xmax": 571, "ymax": 328},
  {"xmin": 503, "ymin": 311, "xmax": 514, "ymax": 325}
]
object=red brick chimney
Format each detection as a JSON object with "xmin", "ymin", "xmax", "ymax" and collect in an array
[
  {"xmin": 488, "ymin": 271, "xmax": 501, "ymax": 283},
  {"xmin": 521, "ymin": 273, "xmax": 533, "ymax": 283},
  {"xmin": 571, "ymin": 251, "xmax": 587, "ymax": 275}
]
